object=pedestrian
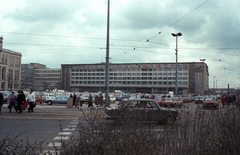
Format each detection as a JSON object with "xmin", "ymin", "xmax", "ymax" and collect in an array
[
  {"xmin": 0, "ymin": 92, "xmax": 3, "ymax": 114},
  {"xmin": 88, "ymin": 93, "xmax": 93, "ymax": 108},
  {"xmin": 221, "ymin": 95, "xmax": 225, "ymax": 108},
  {"xmin": 73, "ymin": 93, "xmax": 77, "ymax": 107},
  {"xmin": 26, "ymin": 90, "xmax": 36, "ymax": 112},
  {"xmin": 99, "ymin": 93, "xmax": 103, "ymax": 107},
  {"xmin": 227, "ymin": 95, "xmax": 232, "ymax": 106},
  {"xmin": 95, "ymin": 94, "xmax": 100, "ymax": 108},
  {"xmin": 232, "ymin": 95, "xmax": 236, "ymax": 105},
  {"xmin": 229, "ymin": 95, "xmax": 233, "ymax": 105},
  {"xmin": 79, "ymin": 94, "xmax": 83, "ymax": 107},
  {"xmin": 7, "ymin": 92, "xmax": 17, "ymax": 113},
  {"xmin": 17, "ymin": 90, "xmax": 25, "ymax": 113}
]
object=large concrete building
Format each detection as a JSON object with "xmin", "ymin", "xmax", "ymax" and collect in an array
[
  {"xmin": 61, "ymin": 62, "xmax": 209, "ymax": 95},
  {"xmin": 33, "ymin": 68, "xmax": 61, "ymax": 91},
  {"xmin": 21, "ymin": 63, "xmax": 47, "ymax": 90},
  {"xmin": 0, "ymin": 36, "xmax": 22, "ymax": 91}
]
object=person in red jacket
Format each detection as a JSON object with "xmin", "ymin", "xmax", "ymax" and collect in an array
[{"xmin": 221, "ymin": 95, "xmax": 225, "ymax": 108}]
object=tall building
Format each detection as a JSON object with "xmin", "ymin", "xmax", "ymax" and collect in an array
[
  {"xmin": 61, "ymin": 62, "xmax": 209, "ymax": 95},
  {"xmin": 33, "ymin": 68, "xmax": 61, "ymax": 91},
  {"xmin": 0, "ymin": 36, "xmax": 22, "ymax": 91},
  {"xmin": 21, "ymin": 63, "xmax": 47, "ymax": 90}
]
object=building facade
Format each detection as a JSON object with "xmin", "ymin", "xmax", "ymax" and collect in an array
[
  {"xmin": 33, "ymin": 68, "xmax": 61, "ymax": 91},
  {"xmin": 21, "ymin": 63, "xmax": 47, "ymax": 90},
  {"xmin": 62, "ymin": 62, "xmax": 209, "ymax": 95},
  {"xmin": 0, "ymin": 36, "xmax": 22, "ymax": 91}
]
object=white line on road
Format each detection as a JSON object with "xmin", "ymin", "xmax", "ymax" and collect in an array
[
  {"xmin": 53, "ymin": 136, "xmax": 70, "ymax": 140},
  {"xmin": 47, "ymin": 142, "xmax": 62, "ymax": 147},
  {"xmin": 58, "ymin": 132, "xmax": 72, "ymax": 136}
]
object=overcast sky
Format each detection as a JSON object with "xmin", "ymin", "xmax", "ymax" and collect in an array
[{"xmin": 0, "ymin": 0, "xmax": 240, "ymax": 89}]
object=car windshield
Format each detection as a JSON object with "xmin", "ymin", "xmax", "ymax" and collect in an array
[
  {"xmin": 128, "ymin": 101, "xmax": 158, "ymax": 109},
  {"xmin": 205, "ymin": 98, "xmax": 215, "ymax": 101}
]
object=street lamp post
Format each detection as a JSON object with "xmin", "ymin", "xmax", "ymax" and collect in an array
[
  {"xmin": 166, "ymin": 68, "xmax": 169, "ymax": 94},
  {"xmin": 200, "ymin": 59, "xmax": 206, "ymax": 95},
  {"xmin": 213, "ymin": 76, "xmax": 216, "ymax": 95},
  {"xmin": 216, "ymin": 79, "xmax": 218, "ymax": 90},
  {"xmin": 171, "ymin": 32, "xmax": 182, "ymax": 97}
]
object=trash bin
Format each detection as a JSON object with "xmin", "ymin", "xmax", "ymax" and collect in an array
[{"xmin": 67, "ymin": 98, "xmax": 73, "ymax": 108}]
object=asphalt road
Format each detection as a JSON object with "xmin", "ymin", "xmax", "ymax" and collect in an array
[{"xmin": 0, "ymin": 101, "xmax": 226, "ymax": 152}]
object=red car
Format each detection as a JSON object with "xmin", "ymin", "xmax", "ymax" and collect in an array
[
  {"xmin": 203, "ymin": 97, "xmax": 218, "ymax": 109},
  {"xmin": 34, "ymin": 93, "xmax": 43, "ymax": 104},
  {"xmin": 154, "ymin": 97, "xmax": 165, "ymax": 107}
]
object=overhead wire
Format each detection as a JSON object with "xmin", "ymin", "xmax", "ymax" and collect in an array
[{"xmin": 138, "ymin": 0, "xmax": 211, "ymax": 47}]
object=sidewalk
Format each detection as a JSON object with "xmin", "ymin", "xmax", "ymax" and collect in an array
[{"xmin": 0, "ymin": 102, "xmax": 118, "ymax": 120}]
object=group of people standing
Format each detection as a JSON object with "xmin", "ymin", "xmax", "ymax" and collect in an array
[
  {"xmin": 221, "ymin": 95, "xmax": 237, "ymax": 107},
  {"xmin": 71, "ymin": 93, "xmax": 104, "ymax": 108},
  {"xmin": 0, "ymin": 90, "xmax": 36, "ymax": 114}
]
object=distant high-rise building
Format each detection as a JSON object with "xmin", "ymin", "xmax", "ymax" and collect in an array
[
  {"xmin": 33, "ymin": 68, "xmax": 61, "ymax": 91},
  {"xmin": 21, "ymin": 63, "xmax": 48, "ymax": 90},
  {"xmin": 61, "ymin": 62, "xmax": 209, "ymax": 95}
]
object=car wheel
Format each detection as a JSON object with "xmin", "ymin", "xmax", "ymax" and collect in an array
[
  {"xmin": 47, "ymin": 101, "xmax": 52, "ymax": 105},
  {"xmin": 166, "ymin": 115, "xmax": 175, "ymax": 125}
]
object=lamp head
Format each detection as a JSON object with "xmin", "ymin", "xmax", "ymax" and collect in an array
[
  {"xmin": 177, "ymin": 32, "xmax": 182, "ymax": 36},
  {"xmin": 171, "ymin": 32, "xmax": 182, "ymax": 37}
]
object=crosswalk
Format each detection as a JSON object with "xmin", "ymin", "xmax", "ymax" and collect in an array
[{"xmin": 42, "ymin": 119, "xmax": 79, "ymax": 155}]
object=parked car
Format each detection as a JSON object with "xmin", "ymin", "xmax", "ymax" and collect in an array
[
  {"xmin": 80, "ymin": 95, "xmax": 91, "ymax": 104},
  {"xmin": 42, "ymin": 93, "xmax": 55, "ymax": 102},
  {"xmin": 195, "ymin": 96, "xmax": 204, "ymax": 104},
  {"xmin": 1, "ymin": 91, "xmax": 11, "ymax": 103},
  {"xmin": 203, "ymin": 97, "xmax": 218, "ymax": 109},
  {"xmin": 105, "ymin": 99, "xmax": 179, "ymax": 125},
  {"xmin": 164, "ymin": 98, "xmax": 175, "ymax": 107},
  {"xmin": 154, "ymin": 97, "xmax": 165, "ymax": 107},
  {"xmin": 172, "ymin": 97, "xmax": 183, "ymax": 107},
  {"xmin": 45, "ymin": 95, "xmax": 69, "ymax": 105},
  {"xmin": 35, "ymin": 93, "xmax": 43, "ymax": 104}
]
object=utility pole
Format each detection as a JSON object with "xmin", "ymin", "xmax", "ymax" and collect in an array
[
  {"xmin": 105, "ymin": 0, "xmax": 110, "ymax": 107},
  {"xmin": 171, "ymin": 32, "xmax": 182, "ymax": 97}
]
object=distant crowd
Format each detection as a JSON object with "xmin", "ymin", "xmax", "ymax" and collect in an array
[{"xmin": 221, "ymin": 95, "xmax": 237, "ymax": 107}]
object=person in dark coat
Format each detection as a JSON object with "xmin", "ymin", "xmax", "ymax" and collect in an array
[
  {"xmin": 99, "ymin": 93, "xmax": 103, "ymax": 107},
  {"xmin": 73, "ymin": 93, "xmax": 77, "ymax": 107},
  {"xmin": 17, "ymin": 90, "xmax": 26, "ymax": 113},
  {"xmin": 95, "ymin": 95, "xmax": 100, "ymax": 108},
  {"xmin": 88, "ymin": 93, "xmax": 93, "ymax": 108},
  {"xmin": 232, "ymin": 95, "xmax": 236, "ymax": 105},
  {"xmin": 0, "ymin": 92, "xmax": 3, "ymax": 114}
]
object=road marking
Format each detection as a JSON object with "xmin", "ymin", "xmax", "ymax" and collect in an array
[
  {"xmin": 68, "ymin": 125, "xmax": 78, "ymax": 128},
  {"xmin": 53, "ymin": 136, "xmax": 70, "ymax": 140},
  {"xmin": 63, "ymin": 128, "xmax": 75, "ymax": 131},
  {"xmin": 42, "ymin": 150, "xmax": 60, "ymax": 155},
  {"xmin": 58, "ymin": 132, "xmax": 72, "ymax": 136},
  {"xmin": 47, "ymin": 142, "xmax": 62, "ymax": 147},
  {"xmin": 70, "ymin": 122, "xmax": 79, "ymax": 125}
]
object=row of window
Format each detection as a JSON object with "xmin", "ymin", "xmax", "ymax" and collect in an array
[
  {"xmin": 34, "ymin": 78, "xmax": 61, "ymax": 81},
  {"xmin": 71, "ymin": 81, "xmax": 188, "ymax": 86},
  {"xmin": 34, "ymin": 74, "xmax": 61, "ymax": 77},
  {"xmin": 64, "ymin": 64, "xmax": 189, "ymax": 70},
  {"xmin": 71, "ymin": 77, "xmax": 188, "ymax": 80},
  {"xmin": 71, "ymin": 72, "xmax": 188, "ymax": 76},
  {"xmin": 34, "ymin": 70, "xmax": 61, "ymax": 73},
  {"xmin": 71, "ymin": 68, "xmax": 188, "ymax": 72}
]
